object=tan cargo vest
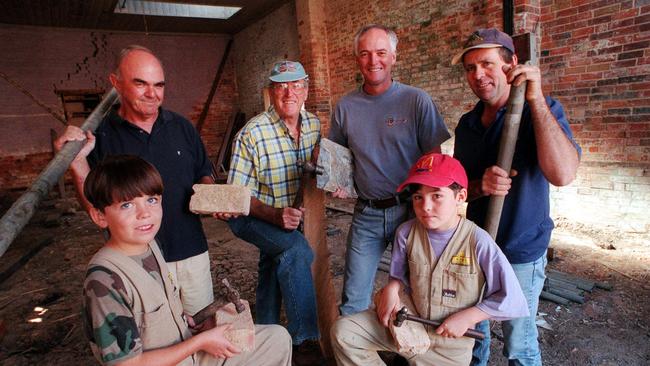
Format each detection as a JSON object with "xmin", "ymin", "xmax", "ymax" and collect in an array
[
  {"xmin": 406, "ymin": 218, "xmax": 486, "ymax": 361},
  {"xmin": 90, "ymin": 241, "xmax": 195, "ymax": 366}
]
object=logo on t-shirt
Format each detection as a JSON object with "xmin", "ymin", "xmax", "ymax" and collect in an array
[{"xmin": 385, "ymin": 114, "xmax": 407, "ymax": 127}]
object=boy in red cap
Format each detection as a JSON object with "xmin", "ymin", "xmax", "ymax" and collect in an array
[{"xmin": 331, "ymin": 153, "xmax": 528, "ymax": 366}]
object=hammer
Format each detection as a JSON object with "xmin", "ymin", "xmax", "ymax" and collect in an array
[
  {"xmin": 393, "ymin": 307, "xmax": 485, "ymax": 340},
  {"xmin": 192, "ymin": 278, "xmax": 245, "ymax": 325},
  {"xmin": 291, "ymin": 160, "xmax": 324, "ymax": 209}
]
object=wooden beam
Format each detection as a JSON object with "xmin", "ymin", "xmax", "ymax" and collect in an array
[
  {"xmin": 483, "ymin": 33, "xmax": 536, "ymax": 238},
  {"xmin": 196, "ymin": 38, "xmax": 233, "ymax": 133},
  {"xmin": 302, "ymin": 173, "xmax": 338, "ymax": 362}
]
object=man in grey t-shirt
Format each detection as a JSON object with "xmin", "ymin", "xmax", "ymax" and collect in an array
[{"xmin": 328, "ymin": 24, "xmax": 450, "ymax": 316}]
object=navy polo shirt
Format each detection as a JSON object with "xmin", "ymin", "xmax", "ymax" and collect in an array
[
  {"xmin": 88, "ymin": 107, "xmax": 213, "ymax": 262},
  {"xmin": 454, "ymin": 97, "xmax": 580, "ymax": 264}
]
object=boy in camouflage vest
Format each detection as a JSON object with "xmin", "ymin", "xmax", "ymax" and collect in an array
[
  {"xmin": 82, "ymin": 155, "xmax": 292, "ymax": 366},
  {"xmin": 331, "ymin": 153, "xmax": 528, "ymax": 366}
]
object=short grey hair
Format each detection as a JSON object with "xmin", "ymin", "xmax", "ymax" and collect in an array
[
  {"xmin": 114, "ymin": 45, "xmax": 163, "ymax": 77},
  {"xmin": 353, "ymin": 24, "xmax": 398, "ymax": 56}
]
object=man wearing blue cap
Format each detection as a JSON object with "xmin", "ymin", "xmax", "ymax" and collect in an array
[
  {"xmin": 223, "ymin": 60, "xmax": 322, "ymax": 364},
  {"xmin": 452, "ymin": 28, "xmax": 581, "ymax": 366}
]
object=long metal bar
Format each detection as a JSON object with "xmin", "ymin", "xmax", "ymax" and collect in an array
[{"xmin": 0, "ymin": 88, "xmax": 119, "ymax": 258}]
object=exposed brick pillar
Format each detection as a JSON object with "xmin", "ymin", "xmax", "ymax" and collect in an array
[
  {"xmin": 514, "ymin": 0, "xmax": 541, "ymax": 34},
  {"xmin": 295, "ymin": 1, "xmax": 338, "ymax": 362},
  {"xmin": 295, "ymin": 0, "xmax": 332, "ymax": 132}
]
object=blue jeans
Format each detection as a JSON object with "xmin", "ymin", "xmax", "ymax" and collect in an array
[
  {"xmin": 471, "ymin": 251, "xmax": 547, "ymax": 366},
  {"xmin": 339, "ymin": 201, "xmax": 410, "ymax": 316},
  {"xmin": 228, "ymin": 215, "xmax": 319, "ymax": 345}
]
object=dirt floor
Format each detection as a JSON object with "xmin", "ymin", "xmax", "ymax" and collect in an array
[{"xmin": 0, "ymin": 194, "xmax": 649, "ymax": 365}]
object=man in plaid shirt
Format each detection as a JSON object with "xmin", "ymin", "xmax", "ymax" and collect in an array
[{"xmin": 223, "ymin": 61, "xmax": 322, "ymax": 365}]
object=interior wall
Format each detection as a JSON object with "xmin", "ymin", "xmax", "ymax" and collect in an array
[
  {"xmin": 233, "ymin": 2, "xmax": 300, "ymax": 120},
  {"xmin": 0, "ymin": 24, "xmax": 235, "ymax": 190}
]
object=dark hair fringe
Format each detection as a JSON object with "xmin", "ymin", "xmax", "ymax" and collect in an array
[{"xmin": 84, "ymin": 155, "xmax": 163, "ymax": 211}]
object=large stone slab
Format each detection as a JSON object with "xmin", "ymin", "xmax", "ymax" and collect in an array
[
  {"xmin": 214, "ymin": 300, "xmax": 255, "ymax": 352},
  {"xmin": 316, "ymin": 138, "xmax": 357, "ymax": 198},
  {"xmin": 189, "ymin": 184, "xmax": 250, "ymax": 215}
]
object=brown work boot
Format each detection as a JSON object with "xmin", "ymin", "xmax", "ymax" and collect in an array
[{"xmin": 292, "ymin": 339, "xmax": 326, "ymax": 366}]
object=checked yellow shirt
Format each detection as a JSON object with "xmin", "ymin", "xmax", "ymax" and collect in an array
[{"xmin": 227, "ymin": 106, "xmax": 320, "ymax": 208}]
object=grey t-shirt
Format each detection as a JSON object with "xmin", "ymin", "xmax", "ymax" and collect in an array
[{"xmin": 329, "ymin": 82, "xmax": 450, "ymax": 199}]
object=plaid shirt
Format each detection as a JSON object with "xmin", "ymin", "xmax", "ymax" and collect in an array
[{"xmin": 228, "ymin": 106, "xmax": 320, "ymax": 208}]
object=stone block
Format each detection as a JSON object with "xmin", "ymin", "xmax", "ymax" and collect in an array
[
  {"xmin": 189, "ymin": 184, "xmax": 250, "ymax": 215},
  {"xmin": 214, "ymin": 300, "xmax": 255, "ymax": 352},
  {"xmin": 316, "ymin": 138, "xmax": 357, "ymax": 198},
  {"xmin": 389, "ymin": 316, "xmax": 430, "ymax": 356}
]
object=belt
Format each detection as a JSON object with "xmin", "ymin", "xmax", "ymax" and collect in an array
[{"xmin": 359, "ymin": 191, "xmax": 410, "ymax": 209}]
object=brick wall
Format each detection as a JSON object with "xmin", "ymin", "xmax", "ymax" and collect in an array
[
  {"xmin": 317, "ymin": 0, "xmax": 649, "ymax": 231},
  {"xmin": 233, "ymin": 3, "xmax": 300, "ymax": 120},
  {"xmin": 0, "ymin": 25, "xmax": 235, "ymax": 190},
  {"xmin": 541, "ymin": 0, "xmax": 650, "ymax": 232},
  {"xmin": 296, "ymin": 0, "xmax": 333, "ymax": 128},
  {"xmin": 0, "ymin": 152, "xmax": 53, "ymax": 194}
]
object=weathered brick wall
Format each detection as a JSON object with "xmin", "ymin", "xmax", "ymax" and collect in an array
[
  {"xmin": 188, "ymin": 55, "xmax": 239, "ymax": 159},
  {"xmin": 0, "ymin": 152, "xmax": 53, "ymax": 193},
  {"xmin": 0, "ymin": 25, "xmax": 235, "ymax": 190},
  {"xmin": 296, "ymin": 0, "xmax": 333, "ymax": 128},
  {"xmin": 320, "ymin": 0, "xmax": 649, "ymax": 231},
  {"xmin": 542, "ymin": 0, "xmax": 650, "ymax": 231},
  {"xmin": 233, "ymin": 3, "xmax": 301, "ymax": 120}
]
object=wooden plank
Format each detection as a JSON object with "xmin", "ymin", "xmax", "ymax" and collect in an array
[
  {"xmin": 302, "ymin": 173, "xmax": 337, "ymax": 361},
  {"xmin": 196, "ymin": 38, "xmax": 233, "ymax": 133}
]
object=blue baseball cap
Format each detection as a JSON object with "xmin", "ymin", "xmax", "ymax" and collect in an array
[
  {"xmin": 269, "ymin": 60, "xmax": 308, "ymax": 82},
  {"xmin": 452, "ymin": 28, "xmax": 516, "ymax": 65}
]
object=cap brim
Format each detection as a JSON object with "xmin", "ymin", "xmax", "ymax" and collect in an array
[
  {"xmin": 451, "ymin": 43, "xmax": 505, "ymax": 65},
  {"xmin": 269, "ymin": 74, "xmax": 308, "ymax": 82},
  {"xmin": 396, "ymin": 175, "xmax": 456, "ymax": 193}
]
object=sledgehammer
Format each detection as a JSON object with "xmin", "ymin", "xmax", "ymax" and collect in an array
[
  {"xmin": 292, "ymin": 160, "xmax": 324, "ymax": 209},
  {"xmin": 393, "ymin": 306, "xmax": 485, "ymax": 340}
]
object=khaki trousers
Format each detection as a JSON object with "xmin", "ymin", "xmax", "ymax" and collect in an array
[
  {"xmin": 198, "ymin": 324, "xmax": 292, "ymax": 366},
  {"xmin": 331, "ymin": 310, "xmax": 472, "ymax": 366},
  {"xmin": 167, "ymin": 250, "xmax": 214, "ymax": 315}
]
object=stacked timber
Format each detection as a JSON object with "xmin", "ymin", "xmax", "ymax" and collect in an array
[{"xmin": 541, "ymin": 269, "xmax": 612, "ymax": 305}]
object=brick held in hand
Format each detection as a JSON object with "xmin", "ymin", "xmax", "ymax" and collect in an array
[
  {"xmin": 189, "ymin": 184, "xmax": 251, "ymax": 215},
  {"xmin": 215, "ymin": 300, "xmax": 256, "ymax": 352}
]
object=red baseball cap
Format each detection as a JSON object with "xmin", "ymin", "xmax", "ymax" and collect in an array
[{"xmin": 397, "ymin": 153, "xmax": 468, "ymax": 192}]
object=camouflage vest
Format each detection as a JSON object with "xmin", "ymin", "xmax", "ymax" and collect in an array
[
  {"xmin": 406, "ymin": 218, "xmax": 485, "ymax": 363},
  {"xmin": 90, "ymin": 241, "xmax": 194, "ymax": 365}
]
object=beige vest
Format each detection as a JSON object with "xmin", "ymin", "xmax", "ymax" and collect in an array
[
  {"xmin": 406, "ymin": 218, "xmax": 486, "ymax": 361},
  {"xmin": 90, "ymin": 241, "xmax": 195, "ymax": 366}
]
